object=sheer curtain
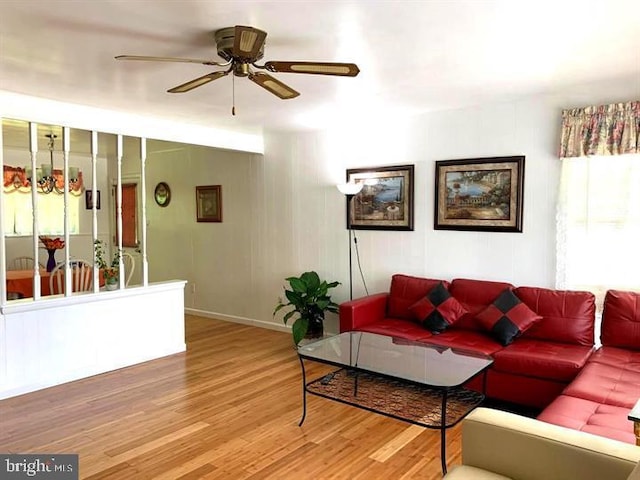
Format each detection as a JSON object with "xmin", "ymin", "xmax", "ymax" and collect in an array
[
  {"xmin": 556, "ymin": 101, "xmax": 640, "ymax": 308},
  {"xmin": 3, "ymin": 192, "xmax": 80, "ymax": 235}
]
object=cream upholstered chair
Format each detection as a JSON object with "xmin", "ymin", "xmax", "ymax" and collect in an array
[
  {"xmin": 121, "ymin": 252, "xmax": 135, "ymax": 286},
  {"xmin": 444, "ymin": 407, "xmax": 640, "ymax": 480},
  {"xmin": 9, "ymin": 256, "xmax": 44, "ymax": 270},
  {"xmin": 49, "ymin": 260, "xmax": 94, "ymax": 295}
]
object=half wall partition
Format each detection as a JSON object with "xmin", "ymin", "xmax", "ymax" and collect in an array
[{"xmin": 0, "ymin": 118, "xmax": 186, "ymax": 400}]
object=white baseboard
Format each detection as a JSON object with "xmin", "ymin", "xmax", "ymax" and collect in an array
[{"xmin": 185, "ymin": 308, "xmax": 291, "ymax": 333}]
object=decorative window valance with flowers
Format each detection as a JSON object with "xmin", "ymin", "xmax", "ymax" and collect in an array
[
  {"xmin": 3, "ymin": 165, "xmax": 84, "ymax": 195},
  {"xmin": 557, "ymin": 100, "xmax": 640, "ymax": 309},
  {"xmin": 559, "ymin": 100, "xmax": 639, "ymax": 158}
]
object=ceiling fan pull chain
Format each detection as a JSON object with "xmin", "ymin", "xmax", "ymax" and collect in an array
[{"xmin": 232, "ymin": 73, "xmax": 236, "ymax": 116}]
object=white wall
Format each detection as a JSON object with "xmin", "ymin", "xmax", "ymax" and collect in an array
[{"xmin": 144, "ymin": 142, "xmax": 267, "ymax": 322}]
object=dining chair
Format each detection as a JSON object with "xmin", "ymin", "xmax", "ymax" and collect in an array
[
  {"xmin": 122, "ymin": 252, "xmax": 135, "ymax": 286},
  {"xmin": 49, "ymin": 260, "xmax": 94, "ymax": 295},
  {"xmin": 9, "ymin": 256, "xmax": 44, "ymax": 271}
]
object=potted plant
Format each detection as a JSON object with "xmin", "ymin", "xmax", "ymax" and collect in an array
[
  {"xmin": 94, "ymin": 240, "xmax": 120, "ymax": 290},
  {"xmin": 273, "ymin": 271, "xmax": 340, "ymax": 346}
]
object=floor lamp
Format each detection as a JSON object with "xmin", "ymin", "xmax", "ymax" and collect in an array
[{"xmin": 337, "ymin": 182, "xmax": 363, "ymax": 300}]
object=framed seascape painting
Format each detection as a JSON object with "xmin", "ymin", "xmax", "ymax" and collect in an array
[
  {"xmin": 345, "ymin": 164, "xmax": 414, "ymax": 231},
  {"xmin": 434, "ymin": 156, "xmax": 524, "ymax": 232},
  {"xmin": 196, "ymin": 185, "xmax": 222, "ymax": 222}
]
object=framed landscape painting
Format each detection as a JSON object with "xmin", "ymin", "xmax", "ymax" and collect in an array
[
  {"xmin": 345, "ymin": 164, "xmax": 414, "ymax": 231},
  {"xmin": 434, "ymin": 156, "xmax": 524, "ymax": 232}
]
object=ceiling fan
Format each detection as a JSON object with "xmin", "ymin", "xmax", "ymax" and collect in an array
[{"xmin": 116, "ymin": 25, "xmax": 360, "ymax": 107}]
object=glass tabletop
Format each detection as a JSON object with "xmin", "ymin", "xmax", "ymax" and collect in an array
[{"xmin": 297, "ymin": 331, "xmax": 493, "ymax": 388}]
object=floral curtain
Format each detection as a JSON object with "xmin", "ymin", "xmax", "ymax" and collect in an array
[
  {"xmin": 559, "ymin": 101, "xmax": 639, "ymax": 158},
  {"xmin": 3, "ymin": 165, "xmax": 84, "ymax": 195}
]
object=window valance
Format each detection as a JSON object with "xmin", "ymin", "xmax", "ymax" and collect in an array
[
  {"xmin": 3, "ymin": 165, "xmax": 84, "ymax": 195},
  {"xmin": 559, "ymin": 101, "xmax": 639, "ymax": 158}
]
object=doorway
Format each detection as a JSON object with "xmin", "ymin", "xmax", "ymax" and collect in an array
[{"xmin": 112, "ymin": 178, "xmax": 142, "ymax": 286}]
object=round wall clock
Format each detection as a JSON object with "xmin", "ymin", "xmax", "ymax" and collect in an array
[{"xmin": 154, "ymin": 182, "xmax": 171, "ymax": 207}]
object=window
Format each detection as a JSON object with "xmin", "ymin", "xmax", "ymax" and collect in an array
[
  {"xmin": 556, "ymin": 154, "xmax": 640, "ymax": 306},
  {"xmin": 2, "ymin": 192, "xmax": 80, "ymax": 236}
]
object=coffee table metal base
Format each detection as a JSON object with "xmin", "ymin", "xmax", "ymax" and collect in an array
[{"xmin": 298, "ymin": 362, "xmax": 485, "ymax": 474}]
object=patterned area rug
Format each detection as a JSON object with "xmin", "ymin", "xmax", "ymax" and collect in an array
[{"xmin": 306, "ymin": 368, "xmax": 484, "ymax": 428}]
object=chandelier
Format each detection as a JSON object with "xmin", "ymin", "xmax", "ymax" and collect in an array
[{"xmin": 25, "ymin": 134, "xmax": 81, "ymax": 194}]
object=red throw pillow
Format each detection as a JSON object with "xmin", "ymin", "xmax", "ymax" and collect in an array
[
  {"xmin": 409, "ymin": 282, "xmax": 467, "ymax": 333},
  {"xmin": 476, "ymin": 289, "xmax": 542, "ymax": 345}
]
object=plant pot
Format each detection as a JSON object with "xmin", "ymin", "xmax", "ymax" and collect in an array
[
  {"xmin": 105, "ymin": 279, "xmax": 119, "ymax": 291},
  {"xmin": 305, "ymin": 311, "xmax": 324, "ymax": 339}
]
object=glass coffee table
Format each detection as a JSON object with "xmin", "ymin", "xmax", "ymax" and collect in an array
[{"xmin": 297, "ymin": 331, "xmax": 493, "ymax": 474}]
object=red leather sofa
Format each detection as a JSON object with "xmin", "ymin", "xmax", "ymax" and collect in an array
[{"xmin": 339, "ymin": 274, "xmax": 640, "ymax": 444}]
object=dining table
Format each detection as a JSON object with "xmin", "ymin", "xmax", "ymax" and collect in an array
[{"xmin": 6, "ymin": 268, "xmax": 105, "ymax": 298}]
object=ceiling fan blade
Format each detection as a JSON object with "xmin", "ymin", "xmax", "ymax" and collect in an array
[
  {"xmin": 167, "ymin": 71, "xmax": 229, "ymax": 93},
  {"xmin": 115, "ymin": 55, "xmax": 225, "ymax": 66},
  {"xmin": 248, "ymin": 72, "xmax": 299, "ymax": 100},
  {"xmin": 265, "ymin": 61, "xmax": 360, "ymax": 77},
  {"xmin": 233, "ymin": 25, "xmax": 267, "ymax": 59}
]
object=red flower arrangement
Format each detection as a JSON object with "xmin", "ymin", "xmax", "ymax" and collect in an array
[
  {"xmin": 39, "ymin": 236, "xmax": 65, "ymax": 272},
  {"xmin": 39, "ymin": 236, "xmax": 65, "ymax": 250}
]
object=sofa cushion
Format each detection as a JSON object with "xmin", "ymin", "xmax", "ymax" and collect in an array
[
  {"xmin": 492, "ymin": 339, "xmax": 593, "ymax": 382},
  {"xmin": 354, "ymin": 317, "xmax": 433, "ymax": 342},
  {"xmin": 388, "ymin": 274, "xmax": 449, "ymax": 320},
  {"xmin": 538, "ymin": 394, "xmax": 635, "ymax": 444},
  {"xmin": 449, "ymin": 278, "xmax": 515, "ymax": 331},
  {"xmin": 515, "ymin": 286, "xmax": 595, "ymax": 346},
  {"xmin": 562, "ymin": 360, "xmax": 640, "ymax": 409},
  {"xmin": 601, "ymin": 290, "xmax": 640, "ymax": 349},
  {"xmin": 423, "ymin": 329, "xmax": 504, "ymax": 356},
  {"xmin": 587, "ymin": 346, "xmax": 640, "ymax": 370},
  {"xmin": 476, "ymin": 289, "xmax": 542, "ymax": 346},
  {"xmin": 409, "ymin": 282, "xmax": 467, "ymax": 333}
]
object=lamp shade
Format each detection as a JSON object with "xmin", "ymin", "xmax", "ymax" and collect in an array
[{"xmin": 337, "ymin": 182, "xmax": 363, "ymax": 196}]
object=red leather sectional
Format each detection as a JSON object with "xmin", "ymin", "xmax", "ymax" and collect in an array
[
  {"xmin": 537, "ymin": 290, "xmax": 640, "ymax": 443},
  {"xmin": 339, "ymin": 274, "xmax": 640, "ymax": 444}
]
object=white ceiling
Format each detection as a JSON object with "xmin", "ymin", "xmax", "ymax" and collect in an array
[{"xmin": 1, "ymin": 0, "xmax": 639, "ymax": 137}]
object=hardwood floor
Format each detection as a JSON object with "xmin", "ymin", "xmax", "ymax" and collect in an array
[{"xmin": 0, "ymin": 315, "xmax": 462, "ymax": 479}]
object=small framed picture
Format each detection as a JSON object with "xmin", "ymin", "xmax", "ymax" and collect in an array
[
  {"xmin": 85, "ymin": 190, "xmax": 101, "ymax": 210},
  {"xmin": 434, "ymin": 156, "xmax": 525, "ymax": 232},
  {"xmin": 196, "ymin": 185, "xmax": 222, "ymax": 222}
]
